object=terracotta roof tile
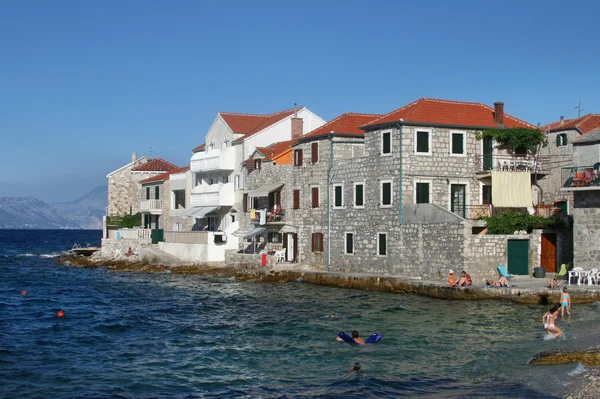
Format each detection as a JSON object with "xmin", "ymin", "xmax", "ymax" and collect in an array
[
  {"xmin": 139, "ymin": 166, "xmax": 189, "ymax": 184},
  {"xmin": 363, "ymin": 98, "xmax": 534, "ymax": 129},
  {"xmin": 263, "ymin": 139, "xmax": 296, "ymax": 161},
  {"xmin": 302, "ymin": 113, "xmax": 382, "ymax": 139},
  {"xmin": 192, "ymin": 143, "xmax": 206, "ymax": 153},
  {"xmin": 541, "ymin": 114, "xmax": 600, "ymax": 136},
  {"xmin": 224, "ymin": 108, "xmax": 303, "ymax": 142},
  {"xmin": 132, "ymin": 158, "xmax": 179, "ymax": 172}
]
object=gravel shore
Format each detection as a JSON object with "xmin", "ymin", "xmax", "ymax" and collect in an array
[{"xmin": 564, "ymin": 368, "xmax": 600, "ymax": 398}]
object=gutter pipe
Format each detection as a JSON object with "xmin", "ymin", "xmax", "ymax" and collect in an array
[
  {"xmin": 327, "ymin": 135, "xmax": 333, "ymax": 271},
  {"xmin": 397, "ymin": 124, "xmax": 403, "ymax": 224}
]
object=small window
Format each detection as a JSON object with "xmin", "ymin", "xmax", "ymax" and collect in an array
[
  {"xmin": 482, "ymin": 185, "xmax": 492, "ymax": 204},
  {"xmin": 556, "ymin": 133, "xmax": 568, "ymax": 147},
  {"xmin": 154, "ymin": 186, "xmax": 160, "ymax": 200},
  {"xmin": 354, "ymin": 182, "xmax": 364, "ymax": 207},
  {"xmin": 146, "ymin": 187, "xmax": 150, "ymax": 200},
  {"xmin": 268, "ymin": 233, "xmax": 282, "ymax": 243},
  {"xmin": 416, "ymin": 130, "xmax": 431, "ymax": 154},
  {"xmin": 333, "ymin": 184, "xmax": 343, "ymax": 208},
  {"xmin": 243, "ymin": 193, "xmax": 248, "ymax": 212},
  {"xmin": 312, "ymin": 232, "xmax": 324, "ymax": 252},
  {"xmin": 416, "ymin": 182, "xmax": 430, "ymax": 204},
  {"xmin": 380, "ymin": 180, "xmax": 392, "ymax": 206},
  {"xmin": 381, "ymin": 130, "xmax": 392, "ymax": 155},
  {"xmin": 312, "ymin": 186, "xmax": 319, "ymax": 208},
  {"xmin": 345, "ymin": 233, "xmax": 354, "ymax": 254},
  {"xmin": 378, "ymin": 233, "xmax": 387, "ymax": 256},
  {"xmin": 293, "ymin": 189, "xmax": 300, "ymax": 209},
  {"xmin": 294, "ymin": 149, "xmax": 303, "ymax": 166},
  {"xmin": 451, "ymin": 132, "xmax": 464, "ymax": 155},
  {"xmin": 311, "ymin": 142, "xmax": 319, "ymax": 163},
  {"xmin": 254, "ymin": 159, "xmax": 261, "ymax": 170}
]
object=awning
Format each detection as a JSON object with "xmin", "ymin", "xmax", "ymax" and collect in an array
[
  {"xmin": 182, "ymin": 206, "xmax": 219, "ymax": 219},
  {"xmin": 248, "ymin": 183, "xmax": 283, "ymax": 197},
  {"xmin": 232, "ymin": 229, "xmax": 248, "ymax": 237},
  {"xmin": 243, "ymin": 227, "xmax": 266, "ymax": 238}
]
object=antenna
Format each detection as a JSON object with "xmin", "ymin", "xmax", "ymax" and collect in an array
[
  {"xmin": 149, "ymin": 146, "xmax": 154, "ymax": 158},
  {"xmin": 575, "ymin": 99, "xmax": 584, "ymax": 118}
]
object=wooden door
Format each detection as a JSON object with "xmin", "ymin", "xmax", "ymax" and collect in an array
[
  {"xmin": 508, "ymin": 239, "xmax": 529, "ymax": 275},
  {"xmin": 540, "ymin": 233, "xmax": 557, "ymax": 272}
]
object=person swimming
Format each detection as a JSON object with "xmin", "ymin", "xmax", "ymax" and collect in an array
[
  {"xmin": 336, "ymin": 330, "xmax": 365, "ymax": 344},
  {"xmin": 542, "ymin": 303, "xmax": 562, "ymax": 338},
  {"xmin": 351, "ymin": 362, "xmax": 362, "ymax": 373}
]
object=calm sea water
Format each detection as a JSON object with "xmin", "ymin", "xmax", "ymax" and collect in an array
[{"xmin": 1, "ymin": 230, "xmax": 599, "ymax": 398}]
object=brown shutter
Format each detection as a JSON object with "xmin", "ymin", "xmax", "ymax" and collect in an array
[
  {"xmin": 312, "ymin": 187, "xmax": 319, "ymax": 208},
  {"xmin": 311, "ymin": 233, "xmax": 315, "ymax": 252},
  {"xmin": 243, "ymin": 193, "xmax": 248, "ymax": 212},
  {"xmin": 311, "ymin": 143, "xmax": 318, "ymax": 163},
  {"xmin": 318, "ymin": 233, "xmax": 323, "ymax": 252},
  {"xmin": 293, "ymin": 189, "xmax": 300, "ymax": 209}
]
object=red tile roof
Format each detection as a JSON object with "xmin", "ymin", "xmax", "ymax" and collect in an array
[
  {"xmin": 262, "ymin": 139, "xmax": 296, "ymax": 161},
  {"xmin": 139, "ymin": 166, "xmax": 190, "ymax": 184},
  {"xmin": 362, "ymin": 98, "xmax": 534, "ymax": 129},
  {"xmin": 223, "ymin": 108, "xmax": 303, "ymax": 142},
  {"xmin": 302, "ymin": 113, "xmax": 382, "ymax": 139},
  {"xmin": 132, "ymin": 158, "xmax": 179, "ymax": 172},
  {"xmin": 541, "ymin": 114, "xmax": 600, "ymax": 135},
  {"xmin": 192, "ymin": 143, "xmax": 206, "ymax": 153}
]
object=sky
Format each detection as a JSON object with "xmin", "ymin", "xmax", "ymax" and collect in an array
[{"xmin": 1, "ymin": 0, "xmax": 599, "ymax": 203}]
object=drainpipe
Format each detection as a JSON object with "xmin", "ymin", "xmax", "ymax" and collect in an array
[
  {"xmin": 397, "ymin": 124, "xmax": 403, "ymax": 224},
  {"xmin": 327, "ymin": 135, "xmax": 333, "ymax": 271}
]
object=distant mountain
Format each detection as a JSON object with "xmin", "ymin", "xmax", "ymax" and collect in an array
[
  {"xmin": 51, "ymin": 186, "xmax": 107, "ymax": 229},
  {"xmin": 0, "ymin": 197, "xmax": 81, "ymax": 229},
  {"xmin": 0, "ymin": 185, "xmax": 108, "ymax": 229}
]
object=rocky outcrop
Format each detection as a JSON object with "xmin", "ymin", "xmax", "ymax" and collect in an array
[{"xmin": 529, "ymin": 348, "xmax": 600, "ymax": 366}]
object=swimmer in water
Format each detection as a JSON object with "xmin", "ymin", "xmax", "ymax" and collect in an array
[
  {"xmin": 542, "ymin": 303, "xmax": 562, "ymax": 338},
  {"xmin": 351, "ymin": 362, "xmax": 362, "ymax": 373},
  {"xmin": 336, "ymin": 330, "xmax": 365, "ymax": 344}
]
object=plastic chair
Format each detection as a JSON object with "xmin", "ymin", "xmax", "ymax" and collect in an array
[
  {"xmin": 555, "ymin": 263, "xmax": 568, "ymax": 280},
  {"xmin": 568, "ymin": 267, "xmax": 584, "ymax": 286},
  {"xmin": 497, "ymin": 265, "xmax": 514, "ymax": 279},
  {"xmin": 275, "ymin": 248, "xmax": 286, "ymax": 263},
  {"xmin": 583, "ymin": 268, "xmax": 599, "ymax": 286}
]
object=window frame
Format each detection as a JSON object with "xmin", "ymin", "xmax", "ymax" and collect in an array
[
  {"xmin": 154, "ymin": 186, "xmax": 160, "ymax": 200},
  {"xmin": 345, "ymin": 232, "xmax": 354, "ymax": 255},
  {"xmin": 333, "ymin": 183, "xmax": 344, "ymax": 208},
  {"xmin": 415, "ymin": 128, "xmax": 432, "ymax": 156},
  {"xmin": 377, "ymin": 232, "xmax": 387, "ymax": 257},
  {"xmin": 381, "ymin": 129, "xmax": 392, "ymax": 156},
  {"xmin": 294, "ymin": 149, "xmax": 303, "ymax": 166},
  {"xmin": 312, "ymin": 232, "xmax": 324, "ymax": 253},
  {"xmin": 379, "ymin": 179, "xmax": 393, "ymax": 208},
  {"xmin": 254, "ymin": 159, "xmax": 262, "ymax": 170},
  {"xmin": 414, "ymin": 178, "xmax": 433, "ymax": 204},
  {"xmin": 311, "ymin": 186, "xmax": 320, "ymax": 208},
  {"xmin": 353, "ymin": 181, "xmax": 365, "ymax": 208},
  {"xmin": 449, "ymin": 130, "xmax": 466, "ymax": 157}
]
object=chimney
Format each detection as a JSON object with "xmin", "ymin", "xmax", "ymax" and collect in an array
[
  {"xmin": 132, "ymin": 151, "xmax": 137, "ymax": 163},
  {"xmin": 560, "ymin": 116, "xmax": 564, "ymax": 125},
  {"xmin": 494, "ymin": 102, "xmax": 504, "ymax": 125},
  {"xmin": 291, "ymin": 103, "xmax": 303, "ymax": 140}
]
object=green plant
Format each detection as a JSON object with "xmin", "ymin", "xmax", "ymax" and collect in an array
[
  {"xmin": 108, "ymin": 213, "xmax": 142, "ymax": 228},
  {"xmin": 483, "ymin": 211, "xmax": 555, "ymax": 234},
  {"xmin": 476, "ymin": 127, "xmax": 546, "ymax": 150}
]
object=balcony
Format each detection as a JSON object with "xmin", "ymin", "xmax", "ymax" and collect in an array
[
  {"xmin": 473, "ymin": 154, "xmax": 547, "ymax": 178},
  {"xmin": 191, "ymin": 181, "xmax": 234, "ymax": 207},
  {"xmin": 561, "ymin": 166, "xmax": 600, "ymax": 191},
  {"xmin": 249, "ymin": 207, "xmax": 286, "ymax": 225},
  {"xmin": 139, "ymin": 199, "xmax": 163, "ymax": 214},
  {"xmin": 190, "ymin": 147, "xmax": 235, "ymax": 173}
]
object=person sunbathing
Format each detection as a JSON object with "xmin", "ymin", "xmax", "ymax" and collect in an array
[
  {"xmin": 485, "ymin": 276, "xmax": 511, "ymax": 287},
  {"xmin": 455, "ymin": 271, "xmax": 472, "ymax": 287},
  {"xmin": 446, "ymin": 270, "xmax": 458, "ymax": 287},
  {"xmin": 547, "ymin": 276, "xmax": 563, "ymax": 289}
]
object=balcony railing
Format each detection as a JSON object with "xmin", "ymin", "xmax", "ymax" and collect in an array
[
  {"xmin": 140, "ymin": 199, "xmax": 163, "ymax": 213},
  {"xmin": 473, "ymin": 154, "xmax": 543, "ymax": 173},
  {"xmin": 561, "ymin": 165, "xmax": 600, "ymax": 189},
  {"xmin": 451, "ymin": 204, "xmax": 492, "ymax": 219},
  {"xmin": 190, "ymin": 147, "xmax": 235, "ymax": 172},
  {"xmin": 190, "ymin": 181, "xmax": 234, "ymax": 207},
  {"xmin": 249, "ymin": 207, "xmax": 285, "ymax": 224}
]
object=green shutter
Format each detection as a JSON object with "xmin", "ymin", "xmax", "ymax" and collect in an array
[
  {"xmin": 346, "ymin": 233, "xmax": 353, "ymax": 254},
  {"xmin": 382, "ymin": 132, "xmax": 391, "ymax": 154},
  {"xmin": 378, "ymin": 234, "xmax": 387, "ymax": 256},
  {"xmin": 355, "ymin": 184, "xmax": 364, "ymax": 206},
  {"xmin": 417, "ymin": 131, "xmax": 429, "ymax": 153},
  {"xmin": 556, "ymin": 135, "xmax": 561, "ymax": 146},
  {"xmin": 562, "ymin": 134, "xmax": 568, "ymax": 145},
  {"xmin": 416, "ymin": 183, "xmax": 430, "ymax": 204},
  {"xmin": 382, "ymin": 182, "xmax": 391, "ymax": 205},
  {"xmin": 452, "ymin": 133, "xmax": 463, "ymax": 154},
  {"xmin": 335, "ymin": 186, "xmax": 342, "ymax": 207}
]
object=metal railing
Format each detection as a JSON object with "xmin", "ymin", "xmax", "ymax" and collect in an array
[
  {"xmin": 472, "ymin": 154, "xmax": 544, "ymax": 173},
  {"xmin": 451, "ymin": 204, "xmax": 492, "ymax": 219},
  {"xmin": 116, "ymin": 229, "xmax": 152, "ymax": 240},
  {"xmin": 561, "ymin": 165, "xmax": 600, "ymax": 189}
]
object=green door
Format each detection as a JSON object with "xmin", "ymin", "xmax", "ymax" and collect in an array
[
  {"xmin": 508, "ymin": 239, "xmax": 529, "ymax": 275},
  {"xmin": 483, "ymin": 136, "xmax": 493, "ymax": 170}
]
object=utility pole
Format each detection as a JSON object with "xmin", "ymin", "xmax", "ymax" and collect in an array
[{"xmin": 575, "ymin": 99, "xmax": 584, "ymax": 118}]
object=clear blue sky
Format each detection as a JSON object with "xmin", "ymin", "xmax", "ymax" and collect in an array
[{"xmin": 1, "ymin": 0, "xmax": 598, "ymax": 203}]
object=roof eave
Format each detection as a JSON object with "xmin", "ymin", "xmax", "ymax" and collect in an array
[
  {"xmin": 296, "ymin": 133, "xmax": 364, "ymax": 144},
  {"xmin": 361, "ymin": 120, "xmax": 534, "ymax": 131}
]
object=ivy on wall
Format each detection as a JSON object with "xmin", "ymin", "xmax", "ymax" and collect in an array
[
  {"xmin": 107, "ymin": 213, "xmax": 142, "ymax": 228},
  {"xmin": 483, "ymin": 211, "xmax": 555, "ymax": 234},
  {"xmin": 476, "ymin": 127, "xmax": 546, "ymax": 150}
]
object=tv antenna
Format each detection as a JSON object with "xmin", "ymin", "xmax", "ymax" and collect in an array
[
  {"xmin": 149, "ymin": 146, "xmax": 154, "ymax": 158},
  {"xmin": 575, "ymin": 99, "xmax": 584, "ymax": 117}
]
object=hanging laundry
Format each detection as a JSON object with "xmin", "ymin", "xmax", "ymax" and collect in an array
[{"xmin": 260, "ymin": 209, "xmax": 267, "ymax": 225}]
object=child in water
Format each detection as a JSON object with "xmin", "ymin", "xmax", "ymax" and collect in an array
[
  {"xmin": 542, "ymin": 303, "xmax": 562, "ymax": 339},
  {"xmin": 560, "ymin": 287, "xmax": 572, "ymax": 318}
]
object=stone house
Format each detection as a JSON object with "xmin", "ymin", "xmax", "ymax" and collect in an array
[
  {"xmin": 538, "ymin": 114, "xmax": 600, "ymax": 210},
  {"xmin": 560, "ymin": 127, "xmax": 600, "ymax": 269},
  {"xmin": 139, "ymin": 166, "xmax": 190, "ymax": 230},
  {"xmin": 240, "ymin": 99, "xmax": 562, "ymax": 281}
]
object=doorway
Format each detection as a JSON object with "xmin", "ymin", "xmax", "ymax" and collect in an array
[
  {"xmin": 451, "ymin": 184, "xmax": 466, "ymax": 218},
  {"xmin": 508, "ymin": 239, "xmax": 529, "ymax": 275},
  {"xmin": 540, "ymin": 233, "xmax": 557, "ymax": 272},
  {"xmin": 283, "ymin": 233, "xmax": 297, "ymax": 262}
]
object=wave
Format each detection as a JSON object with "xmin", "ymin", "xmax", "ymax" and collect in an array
[{"xmin": 16, "ymin": 252, "xmax": 64, "ymax": 258}]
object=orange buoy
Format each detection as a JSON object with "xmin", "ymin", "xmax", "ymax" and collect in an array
[
  {"xmin": 21, "ymin": 290, "xmax": 27, "ymax": 295},
  {"xmin": 57, "ymin": 310, "xmax": 65, "ymax": 317}
]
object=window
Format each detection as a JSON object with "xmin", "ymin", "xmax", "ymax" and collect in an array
[
  {"xmin": 482, "ymin": 185, "xmax": 492, "ymax": 204},
  {"xmin": 415, "ymin": 129, "xmax": 431, "ymax": 155},
  {"xmin": 354, "ymin": 182, "xmax": 364, "ymax": 207},
  {"xmin": 294, "ymin": 149, "xmax": 303, "ymax": 166},
  {"xmin": 556, "ymin": 133, "xmax": 568, "ymax": 147},
  {"xmin": 173, "ymin": 190, "xmax": 185, "ymax": 209},
  {"xmin": 378, "ymin": 233, "xmax": 387, "ymax": 256},
  {"xmin": 311, "ymin": 186, "xmax": 319, "ymax": 208},
  {"xmin": 293, "ymin": 189, "xmax": 300, "ymax": 209},
  {"xmin": 345, "ymin": 233, "xmax": 354, "ymax": 254},
  {"xmin": 268, "ymin": 233, "xmax": 282, "ymax": 243},
  {"xmin": 243, "ymin": 193, "xmax": 248, "ymax": 212},
  {"xmin": 381, "ymin": 130, "xmax": 392, "ymax": 155},
  {"xmin": 450, "ymin": 132, "xmax": 465, "ymax": 155},
  {"xmin": 254, "ymin": 159, "xmax": 261, "ymax": 170},
  {"xmin": 222, "ymin": 176, "xmax": 228, "ymax": 184},
  {"xmin": 154, "ymin": 186, "xmax": 160, "ymax": 200},
  {"xmin": 312, "ymin": 232, "xmax": 324, "ymax": 252},
  {"xmin": 146, "ymin": 187, "xmax": 150, "ymax": 200},
  {"xmin": 333, "ymin": 184, "xmax": 343, "ymax": 208},
  {"xmin": 380, "ymin": 180, "xmax": 392, "ymax": 206},
  {"xmin": 311, "ymin": 142, "xmax": 319, "ymax": 163},
  {"xmin": 416, "ymin": 182, "xmax": 430, "ymax": 204},
  {"xmin": 209, "ymin": 178, "xmax": 214, "ymax": 185},
  {"xmin": 515, "ymin": 146, "xmax": 527, "ymax": 156}
]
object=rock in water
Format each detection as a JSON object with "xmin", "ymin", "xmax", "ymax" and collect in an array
[{"xmin": 529, "ymin": 348, "xmax": 600, "ymax": 366}]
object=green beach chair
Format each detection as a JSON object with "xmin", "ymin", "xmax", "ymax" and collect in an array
[{"xmin": 556, "ymin": 263, "xmax": 569, "ymax": 280}]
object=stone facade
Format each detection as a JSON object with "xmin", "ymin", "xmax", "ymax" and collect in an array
[
  {"xmin": 573, "ymin": 191, "xmax": 600, "ymax": 269},
  {"xmin": 107, "ymin": 156, "xmax": 150, "ymax": 216}
]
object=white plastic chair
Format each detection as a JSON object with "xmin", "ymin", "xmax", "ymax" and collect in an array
[
  {"xmin": 275, "ymin": 248, "xmax": 286, "ymax": 263},
  {"xmin": 568, "ymin": 267, "xmax": 584, "ymax": 286},
  {"xmin": 584, "ymin": 268, "xmax": 599, "ymax": 286}
]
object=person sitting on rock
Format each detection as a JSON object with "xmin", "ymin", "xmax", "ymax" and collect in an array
[
  {"xmin": 446, "ymin": 270, "xmax": 458, "ymax": 287},
  {"xmin": 125, "ymin": 247, "xmax": 135, "ymax": 257},
  {"xmin": 485, "ymin": 276, "xmax": 511, "ymax": 287},
  {"xmin": 455, "ymin": 270, "xmax": 472, "ymax": 287}
]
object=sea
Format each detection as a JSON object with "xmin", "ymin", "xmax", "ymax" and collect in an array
[{"xmin": 1, "ymin": 229, "xmax": 599, "ymax": 399}]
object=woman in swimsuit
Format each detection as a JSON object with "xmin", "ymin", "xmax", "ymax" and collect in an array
[
  {"xmin": 560, "ymin": 287, "xmax": 571, "ymax": 317},
  {"xmin": 485, "ymin": 276, "xmax": 511, "ymax": 287},
  {"xmin": 542, "ymin": 303, "xmax": 562, "ymax": 338}
]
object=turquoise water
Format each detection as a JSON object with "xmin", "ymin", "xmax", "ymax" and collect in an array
[{"xmin": 1, "ymin": 230, "xmax": 598, "ymax": 398}]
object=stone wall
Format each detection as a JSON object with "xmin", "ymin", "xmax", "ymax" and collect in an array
[
  {"xmin": 573, "ymin": 191, "xmax": 600, "ymax": 269},
  {"xmin": 107, "ymin": 158, "xmax": 149, "ymax": 216},
  {"xmin": 537, "ymin": 128, "xmax": 578, "ymax": 206},
  {"xmin": 100, "ymin": 237, "xmax": 152, "ymax": 258}
]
